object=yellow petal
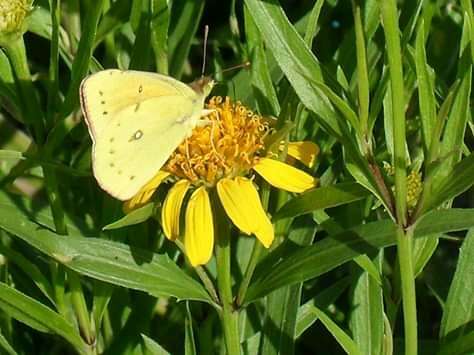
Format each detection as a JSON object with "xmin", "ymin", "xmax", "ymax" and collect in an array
[
  {"xmin": 217, "ymin": 177, "xmax": 274, "ymax": 248},
  {"xmin": 286, "ymin": 141, "xmax": 319, "ymax": 168},
  {"xmin": 123, "ymin": 171, "xmax": 170, "ymax": 212},
  {"xmin": 161, "ymin": 180, "xmax": 190, "ymax": 240},
  {"xmin": 184, "ymin": 187, "xmax": 214, "ymax": 266},
  {"xmin": 253, "ymin": 157, "xmax": 317, "ymax": 193}
]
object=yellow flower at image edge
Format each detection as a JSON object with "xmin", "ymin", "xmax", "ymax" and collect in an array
[
  {"xmin": 124, "ymin": 96, "xmax": 319, "ymax": 266},
  {"xmin": 0, "ymin": 0, "xmax": 30, "ymax": 40}
]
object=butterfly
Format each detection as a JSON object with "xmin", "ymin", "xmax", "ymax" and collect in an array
[{"xmin": 79, "ymin": 70, "xmax": 214, "ymax": 200}]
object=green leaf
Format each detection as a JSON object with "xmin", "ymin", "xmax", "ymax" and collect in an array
[
  {"xmin": 415, "ymin": 21, "xmax": 437, "ymax": 154},
  {"xmin": 303, "ymin": 0, "xmax": 324, "ymax": 46},
  {"xmin": 0, "ymin": 198, "xmax": 213, "ymax": 305},
  {"xmin": 414, "ymin": 209, "xmax": 474, "ymax": 237},
  {"xmin": 379, "ymin": 0, "xmax": 408, "ymax": 225},
  {"xmin": 412, "ymin": 235, "xmax": 439, "ymax": 278},
  {"xmin": 129, "ymin": 2, "xmax": 153, "ymax": 70},
  {"xmin": 308, "ymin": 79, "xmax": 360, "ymax": 135},
  {"xmin": 150, "ymin": 0, "xmax": 170, "ymax": 74},
  {"xmin": 141, "ymin": 334, "xmax": 170, "ymax": 355},
  {"xmin": 350, "ymin": 252, "xmax": 384, "ymax": 355},
  {"xmin": 0, "ymin": 242, "xmax": 55, "ymax": 305},
  {"xmin": 103, "ymin": 203, "xmax": 154, "ymax": 230},
  {"xmin": 440, "ymin": 229, "xmax": 474, "ymax": 341},
  {"xmin": 245, "ymin": 209, "xmax": 474, "ymax": 304},
  {"xmin": 184, "ymin": 303, "xmax": 197, "ymax": 355},
  {"xmin": 168, "ymin": 0, "xmax": 204, "ymax": 79},
  {"xmin": 95, "ymin": 0, "xmax": 133, "ymax": 45},
  {"xmin": 274, "ymin": 183, "xmax": 370, "ymax": 220},
  {"xmin": 353, "ymin": 255, "xmax": 382, "ymax": 286},
  {"xmin": 311, "ymin": 306, "xmax": 363, "ymax": 355},
  {"xmin": 0, "ymin": 283, "xmax": 88, "ymax": 354},
  {"xmin": 424, "ymin": 153, "xmax": 474, "ymax": 212},
  {"xmin": 260, "ymin": 221, "xmax": 316, "ymax": 355},
  {"xmin": 244, "ymin": 5, "xmax": 280, "ymax": 116},
  {"xmin": 353, "ymin": 2, "xmax": 370, "ymax": 136},
  {"xmin": 437, "ymin": 55, "xmax": 472, "ymax": 181},
  {"xmin": 295, "ymin": 276, "xmax": 351, "ymax": 338},
  {"xmin": 243, "ymin": 0, "xmax": 343, "ymax": 138},
  {"xmin": 60, "ymin": 0, "xmax": 105, "ymax": 118},
  {"xmin": 438, "ymin": 330, "xmax": 474, "ymax": 355},
  {"xmin": 0, "ymin": 331, "xmax": 17, "ymax": 355}
]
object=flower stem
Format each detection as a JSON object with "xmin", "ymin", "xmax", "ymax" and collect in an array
[
  {"xmin": 4, "ymin": 37, "xmax": 45, "ymax": 143},
  {"xmin": 236, "ymin": 241, "xmax": 263, "ymax": 306},
  {"xmin": 396, "ymin": 227, "xmax": 417, "ymax": 355},
  {"xmin": 4, "ymin": 36, "xmax": 67, "ymax": 235},
  {"xmin": 69, "ymin": 271, "xmax": 95, "ymax": 346},
  {"xmin": 214, "ymin": 197, "xmax": 241, "ymax": 355}
]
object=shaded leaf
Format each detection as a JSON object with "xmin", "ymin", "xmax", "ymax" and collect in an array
[
  {"xmin": 0, "ymin": 283, "xmax": 87, "ymax": 354},
  {"xmin": 103, "ymin": 203, "xmax": 154, "ymax": 230},
  {"xmin": 275, "ymin": 183, "xmax": 370, "ymax": 220}
]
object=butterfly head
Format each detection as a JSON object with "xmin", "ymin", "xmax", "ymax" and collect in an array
[{"xmin": 189, "ymin": 76, "xmax": 215, "ymax": 97}]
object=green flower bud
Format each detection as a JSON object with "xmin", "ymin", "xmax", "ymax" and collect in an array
[{"xmin": 0, "ymin": 0, "xmax": 32, "ymax": 44}]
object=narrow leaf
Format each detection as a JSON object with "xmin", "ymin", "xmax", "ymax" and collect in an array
[
  {"xmin": 0, "ymin": 283, "xmax": 87, "ymax": 354},
  {"xmin": 103, "ymin": 203, "xmax": 154, "ymax": 230},
  {"xmin": 0, "ymin": 199, "xmax": 213, "ymax": 305},
  {"xmin": 275, "ymin": 182, "xmax": 370, "ymax": 220},
  {"xmin": 440, "ymin": 229, "xmax": 474, "ymax": 341},
  {"xmin": 141, "ymin": 334, "xmax": 170, "ymax": 355},
  {"xmin": 312, "ymin": 306, "xmax": 363, "ymax": 355}
]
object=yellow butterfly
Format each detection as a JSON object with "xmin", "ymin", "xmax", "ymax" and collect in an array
[{"xmin": 79, "ymin": 70, "xmax": 214, "ymax": 200}]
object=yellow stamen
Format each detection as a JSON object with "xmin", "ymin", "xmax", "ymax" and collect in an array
[{"xmin": 164, "ymin": 96, "xmax": 269, "ymax": 185}]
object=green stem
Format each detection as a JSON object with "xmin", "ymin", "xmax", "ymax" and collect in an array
[
  {"xmin": 69, "ymin": 271, "xmax": 94, "ymax": 346},
  {"xmin": 4, "ymin": 35, "xmax": 67, "ymax": 234},
  {"xmin": 396, "ymin": 227, "xmax": 418, "ymax": 355},
  {"xmin": 214, "ymin": 197, "xmax": 241, "ymax": 355},
  {"xmin": 175, "ymin": 239, "xmax": 221, "ymax": 308},
  {"xmin": 4, "ymin": 37, "xmax": 45, "ymax": 144},
  {"xmin": 50, "ymin": 262, "xmax": 67, "ymax": 317},
  {"xmin": 236, "ymin": 241, "xmax": 263, "ymax": 306}
]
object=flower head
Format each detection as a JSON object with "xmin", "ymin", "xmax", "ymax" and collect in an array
[
  {"xmin": 0, "ymin": 0, "xmax": 31, "ymax": 43},
  {"xmin": 125, "ymin": 96, "xmax": 319, "ymax": 266}
]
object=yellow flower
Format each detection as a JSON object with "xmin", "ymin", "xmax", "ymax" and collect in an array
[
  {"xmin": 125, "ymin": 96, "xmax": 318, "ymax": 266},
  {"xmin": 0, "ymin": 0, "xmax": 31, "ymax": 42}
]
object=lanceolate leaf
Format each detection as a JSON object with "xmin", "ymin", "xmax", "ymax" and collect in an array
[
  {"xmin": 440, "ymin": 229, "xmax": 474, "ymax": 341},
  {"xmin": 423, "ymin": 153, "xmax": 474, "ymax": 212},
  {"xmin": 0, "ymin": 198, "xmax": 213, "ymax": 305},
  {"xmin": 0, "ymin": 283, "xmax": 88, "ymax": 355},
  {"xmin": 245, "ymin": 209, "xmax": 474, "ymax": 303},
  {"xmin": 244, "ymin": 0, "xmax": 342, "ymax": 138},
  {"xmin": 274, "ymin": 182, "xmax": 370, "ymax": 220},
  {"xmin": 103, "ymin": 203, "xmax": 155, "ymax": 230}
]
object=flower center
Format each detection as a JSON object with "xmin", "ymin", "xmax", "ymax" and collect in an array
[
  {"xmin": 164, "ymin": 96, "xmax": 270, "ymax": 185},
  {"xmin": 0, "ymin": 0, "xmax": 29, "ymax": 33}
]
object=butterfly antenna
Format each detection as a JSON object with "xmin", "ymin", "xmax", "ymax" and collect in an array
[
  {"xmin": 201, "ymin": 25, "xmax": 209, "ymax": 78},
  {"xmin": 214, "ymin": 61, "xmax": 251, "ymax": 76}
]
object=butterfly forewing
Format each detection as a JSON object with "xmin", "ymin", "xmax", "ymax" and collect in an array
[{"xmin": 80, "ymin": 69, "xmax": 206, "ymax": 200}]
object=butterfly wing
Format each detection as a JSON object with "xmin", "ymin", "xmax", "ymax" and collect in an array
[{"xmin": 80, "ymin": 69, "xmax": 205, "ymax": 200}]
